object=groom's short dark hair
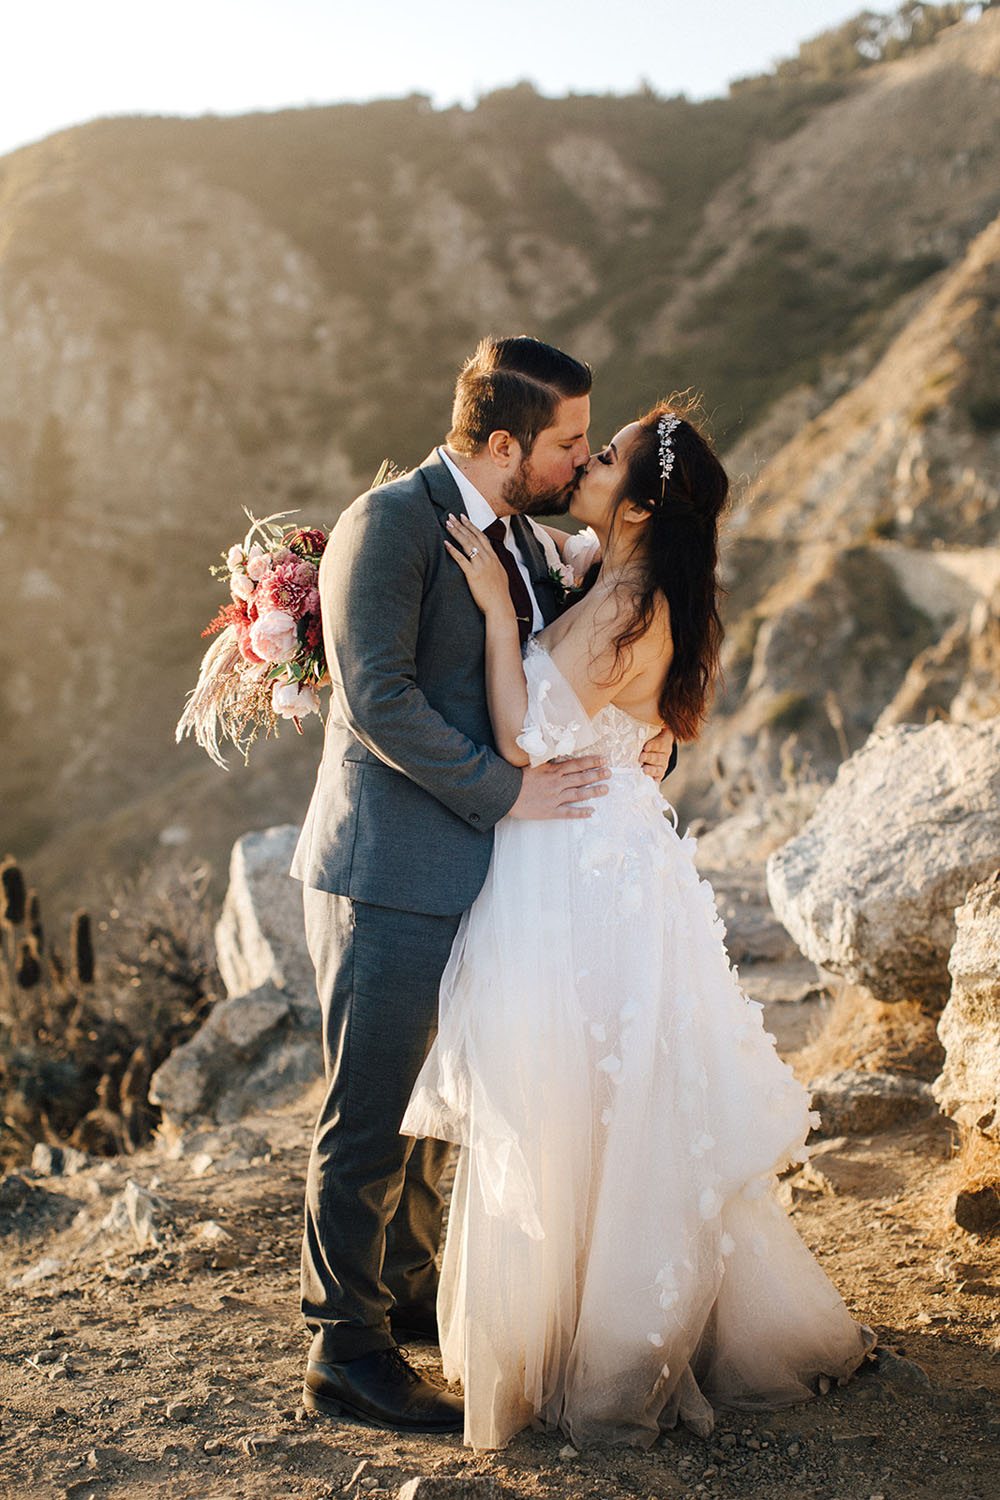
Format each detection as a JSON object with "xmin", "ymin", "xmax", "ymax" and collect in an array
[{"xmin": 447, "ymin": 336, "xmax": 592, "ymax": 457}]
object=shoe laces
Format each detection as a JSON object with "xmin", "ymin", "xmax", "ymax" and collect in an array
[{"xmin": 383, "ymin": 1346, "xmax": 421, "ymax": 1387}]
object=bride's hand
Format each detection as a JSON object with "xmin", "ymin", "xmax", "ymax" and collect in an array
[
  {"xmin": 640, "ymin": 725, "xmax": 677, "ymax": 781},
  {"xmin": 444, "ymin": 514, "xmax": 515, "ymax": 622}
]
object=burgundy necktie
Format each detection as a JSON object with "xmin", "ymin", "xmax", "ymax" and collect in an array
[{"xmin": 484, "ymin": 519, "xmax": 534, "ymax": 646}]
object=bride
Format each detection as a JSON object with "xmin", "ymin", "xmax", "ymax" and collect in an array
[{"xmin": 401, "ymin": 399, "xmax": 874, "ymax": 1451}]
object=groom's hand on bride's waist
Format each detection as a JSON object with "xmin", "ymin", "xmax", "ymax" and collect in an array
[{"xmin": 508, "ymin": 757, "xmax": 610, "ymax": 820}]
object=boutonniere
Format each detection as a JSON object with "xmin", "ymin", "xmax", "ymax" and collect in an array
[{"xmin": 548, "ymin": 560, "xmax": 583, "ymax": 600}]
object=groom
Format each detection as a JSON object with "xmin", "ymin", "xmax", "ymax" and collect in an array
[{"xmin": 291, "ymin": 335, "xmax": 672, "ymax": 1432}]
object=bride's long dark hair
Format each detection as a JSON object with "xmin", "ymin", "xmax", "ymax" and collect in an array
[{"xmin": 606, "ymin": 395, "xmax": 728, "ymax": 741}]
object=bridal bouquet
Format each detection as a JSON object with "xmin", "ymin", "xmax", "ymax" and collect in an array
[{"xmin": 176, "ymin": 510, "xmax": 329, "ymax": 768}]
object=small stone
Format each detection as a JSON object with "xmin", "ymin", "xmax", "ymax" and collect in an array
[
  {"xmin": 787, "ymin": 1442, "xmax": 801, "ymax": 1457},
  {"xmin": 31, "ymin": 1144, "xmax": 89, "ymax": 1176},
  {"xmin": 559, "ymin": 1444, "xmax": 579, "ymax": 1459},
  {"xmin": 873, "ymin": 1348, "xmax": 932, "ymax": 1394},
  {"xmin": 165, "ymin": 1402, "xmax": 191, "ymax": 1422},
  {"xmin": 344, "ymin": 1461, "xmax": 370, "ymax": 1488},
  {"xmin": 14, "ymin": 1256, "xmax": 64, "ymax": 1289},
  {"xmin": 194, "ymin": 1220, "xmax": 232, "ymax": 1245},
  {"xmin": 719, "ymin": 1432, "xmax": 737, "ymax": 1448},
  {"xmin": 240, "ymin": 1432, "xmax": 280, "ymax": 1457},
  {"xmin": 203, "ymin": 1437, "xmax": 225, "ymax": 1454},
  {"xmin": 954, "ymin": 1185, "xmax": 1000, "ymax": 1234}
]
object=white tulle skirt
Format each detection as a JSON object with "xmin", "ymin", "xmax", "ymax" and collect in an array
[{"xmin": 402, "ymin": 767, "xmax": 874, "ymax": 1450}]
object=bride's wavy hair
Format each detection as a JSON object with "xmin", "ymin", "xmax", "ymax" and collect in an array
[{"xmin": 607, "ymin": 394, "xmax": 729, "ymax": 741}]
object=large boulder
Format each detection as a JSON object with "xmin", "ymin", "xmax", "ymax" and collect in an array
[
  {"xmin": 765, "ymin": 719, "xmax": 1000, "ymax": 1007},
  {"xmin": 150, "ymin": 825, "xmax": 322, "ymax": 1124},
  {"xmin": 933, "ymin": 871, "xmax": 1000, "ymax": 1137},
  {"xmin": 213, "ymin": 824, "xmax": 315, "ymax": 1021}
]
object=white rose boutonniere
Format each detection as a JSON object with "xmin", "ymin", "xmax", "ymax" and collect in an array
[{"xmin": 534, "ymin": 524, "xmax": 602, "ymax": 603}]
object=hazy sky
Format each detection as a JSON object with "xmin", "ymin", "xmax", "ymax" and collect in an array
[{"xmin": 5, "ymin": 0, "xmax": 878, "ymax": 158}]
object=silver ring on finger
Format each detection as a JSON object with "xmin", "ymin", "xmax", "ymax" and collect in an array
[{"xmin": 469, "ymin": 547, "xmax": 479, "ymax": 557}]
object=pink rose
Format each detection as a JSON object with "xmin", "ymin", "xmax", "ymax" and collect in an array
[
  {"xmin": 272, "ymin": 679, "xmax": 320, "ymax": 719},
  {"xmin": 249, "ymin": 608, "xmax": 298, "ymax": 663},
  {"xmin": 227, "ymin": 544, "xmax": 245, "ymax": 570}
]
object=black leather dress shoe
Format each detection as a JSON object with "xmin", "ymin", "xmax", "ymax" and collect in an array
[
  {"xmin": 303, "ymin": 1346, "xmax": 463, "ymax": 1432},
  {"xmin": 389, "ymin": 1302, "xmax": 440, "ymax": 1345}
]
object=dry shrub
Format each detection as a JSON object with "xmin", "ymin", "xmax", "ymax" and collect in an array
[
  {"xmin": 913, "ymin": 1127, "xmax": 1000, "ymax": 1238},
  {"xmin": 952, "ymin": 1128, "xmax": 1000, "ymax": 1192},
  {"xmin": 1, "ymin": 857, "xmax": 222, "ymax": 1170},
  {"xmin": 789, "ymin": 980, "xmax": 944, "ymax": 1083}
]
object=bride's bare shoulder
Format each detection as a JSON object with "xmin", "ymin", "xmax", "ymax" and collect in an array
[{"xmin": 586, "ymin": 583, "xmax": 672, "ymax": 658}]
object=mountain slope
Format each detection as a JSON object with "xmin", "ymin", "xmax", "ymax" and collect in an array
[{"xmin": 1, "ymin": 9, "xmax": 998, "ymax": 905}]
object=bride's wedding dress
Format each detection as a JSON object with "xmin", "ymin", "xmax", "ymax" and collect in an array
[{"xmin": 402, "ymin": 641, "xmax": 874, "ymax": 1450}]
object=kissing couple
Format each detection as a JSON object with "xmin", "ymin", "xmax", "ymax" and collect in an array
[{"xmin": 290, "ymin": 335, "xmax": 874, "ymax": 1450}]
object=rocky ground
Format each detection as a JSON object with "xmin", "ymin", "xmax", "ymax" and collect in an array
[{"xmin": 3, "ymin": 1070, "xmax": 999, "ymax": 1500}]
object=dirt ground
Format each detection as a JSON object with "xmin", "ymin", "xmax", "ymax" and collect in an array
[{"xmin": 2, "ymin": 1075, "xmax": 1000, "ymax": 1500}]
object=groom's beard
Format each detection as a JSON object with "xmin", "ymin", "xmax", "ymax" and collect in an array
[{"xmin": 502, "ymin": 457, "xmax": 583, "ymax": 517}]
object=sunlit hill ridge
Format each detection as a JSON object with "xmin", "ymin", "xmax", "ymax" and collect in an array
[{"xmin": 1, "ymin": 6, "xmax": 999, "ymax": 907}]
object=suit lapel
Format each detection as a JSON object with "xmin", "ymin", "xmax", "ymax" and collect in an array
[
  {"xmin": 417, "ymin": 447, "xmax": 468, "ymax": 522},
  {"xmin": 512, "ymin": 515, "xmax": 564, "ymax": 625}
]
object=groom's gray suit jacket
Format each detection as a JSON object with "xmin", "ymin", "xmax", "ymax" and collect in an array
[{"xmin": 290, "ymin": 448, "xmax": 566, "ymax": 916}]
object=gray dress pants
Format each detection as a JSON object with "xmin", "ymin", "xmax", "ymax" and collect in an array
[{"xmin": 301, "ymin": 888, "xmax": 461, "ymax": 1361}]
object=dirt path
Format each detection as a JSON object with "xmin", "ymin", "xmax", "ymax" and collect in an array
[{"xmin": 2, "ymin": 1087, "xmax": 999, "ymax": 1500}]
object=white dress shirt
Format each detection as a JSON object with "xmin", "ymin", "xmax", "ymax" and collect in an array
[{"xmin": 438, "ymin": 447, "xmax": 545, "ymax": 632}]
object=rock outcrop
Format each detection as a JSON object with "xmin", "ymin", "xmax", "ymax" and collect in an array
[
  {"xmin": 878, "ymin": 585, "xmax": 1000, "ymax": 730},
  {"xmin": 149, "ymin": 826, "xmax": 320, "ymax": 1124},
  {"xmin": 933, "ymin": 871, "xmax": 1000, "ymax": 1138},
  {"xmin": 808, "ymin": 1068, "xmax": 936, "ymax": 1137},
  {"xmin": 765, "ymin": 719, "xmax": 1000, "ymax": 1007},
  {"xmin": 672, "ymin": 200, "xmax": 1000, "ymax": 821}
]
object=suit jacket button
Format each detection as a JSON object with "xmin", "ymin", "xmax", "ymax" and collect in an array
[{"xmin": 469, "ymin": 812, "xmax": 481, "ymax": 824}]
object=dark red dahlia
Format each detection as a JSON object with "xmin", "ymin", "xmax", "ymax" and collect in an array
[{"xmin": 286, "ymin": 527, "xmax": 327, "ymax": 561}]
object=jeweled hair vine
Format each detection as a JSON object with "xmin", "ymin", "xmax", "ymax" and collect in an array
[{"xmin": 657, "ymin": 414, "xmax": 682, "ymax": 491}]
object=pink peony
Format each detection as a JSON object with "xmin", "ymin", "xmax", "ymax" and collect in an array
[
  {"xmin": 233, "ymin": 612, "xmax": 264, "ymax": 665},
  {"xmin": 246, "ymin": 544, "xmax": 269, "ymax": 582},
  {"xmin": 249, "ymin": 608, "xmax": 298, "ymax": 663},
  {"xmin": 272, "ymin": 679, "xmax": 320, "ymax": 719}
]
